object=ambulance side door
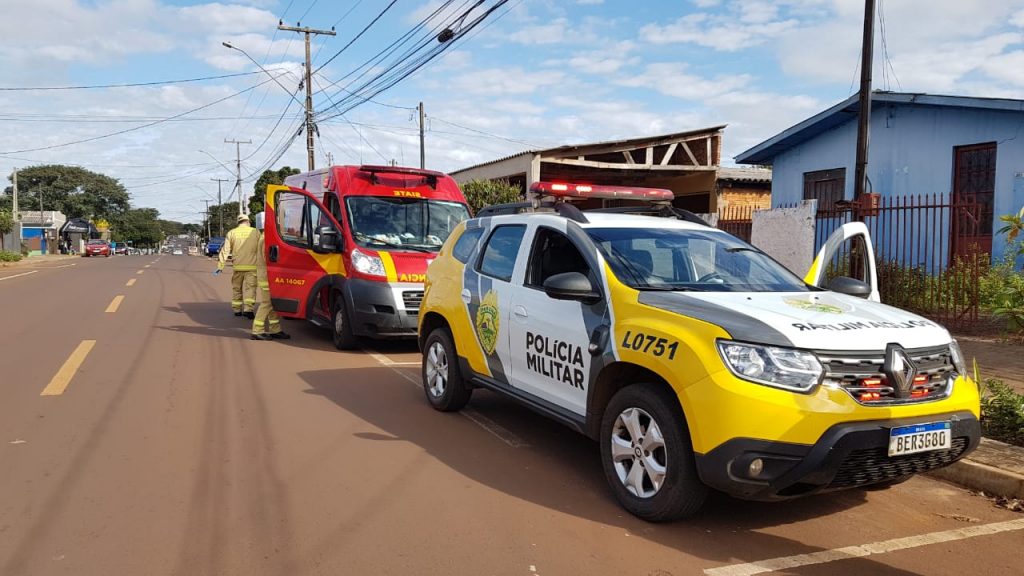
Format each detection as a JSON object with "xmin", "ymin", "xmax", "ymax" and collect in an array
[
  {"xmin": 805, "ymin": 221, "xmax": 880, "ymax": 302},
  {"xmin": 507, "ymin": 224, "xmax": 603, "ymax": 416},
  {"xmin": 264, "ymin": 185, "xmax": 343, "ymax": 318}
]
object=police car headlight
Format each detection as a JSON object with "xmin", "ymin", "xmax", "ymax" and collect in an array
[
  {"xmin": 351, "ymin": 248, "xmax": 385, "ymax": 277},
  {"xmin": 949, "ymin": 339, "xmax": 967, "ymax": 376},
  {"xmin": 717, "ymin": 341, "xmax": 823, "ymax": 393}
]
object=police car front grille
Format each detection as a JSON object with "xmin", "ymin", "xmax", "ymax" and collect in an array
[
  {"xmin": 828, "ymin": 437, "xmax": 968, "ymax": 489},
  {"xmin": 402, "ymin": 290, "xmax": 424, "ymax": 313},
  {"xmin": 816, "ymin": 345, "xmax": 955, "ymax": 405}
]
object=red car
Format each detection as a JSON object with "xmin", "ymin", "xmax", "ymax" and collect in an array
[{"xmin": 83, "ymin": 239, "xmax": 111, "ymax": 257}]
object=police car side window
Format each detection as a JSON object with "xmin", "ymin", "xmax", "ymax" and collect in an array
[
  {"xmin": 452, "ymin": 227, "xmax": 484, "ymax": 263},
  {"xmin": 526, "ymin": 227, "xmax": 590, "ymax": 288},
  {"xmin": 478, "ymin": 225, "xmax": 527, "ymax": 282}
]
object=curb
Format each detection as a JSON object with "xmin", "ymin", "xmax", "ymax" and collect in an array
[
  {"xmin": 0, "ymin": 254, "xmax": 81, "ymax": 268},
  {"xmin": 926, "ymin": 439, "xmax": 1024, "ymax": 499}
]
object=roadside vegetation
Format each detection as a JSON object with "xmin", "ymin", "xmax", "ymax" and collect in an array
[
  {"xmin": 980, "ymin": 378, "xmax": 1024, "ymax": 447},
  {"xmin": 461, "ymin": 179, "xmax": 523, "ymax": 214},
  {"xmin": 0, "ymin": 250, "xmax": 22, "ymax": 262}
]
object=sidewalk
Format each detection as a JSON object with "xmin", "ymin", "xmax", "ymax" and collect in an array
[
  {"xmin": 0, "ymin": 254, "xmax": 80, "ymax": 269},
  {"xmin": 958, "ymin": 336, "xmax": 1024, "ymax": 394},
  {"xmin": 929, "ymin": 438, "xmax": 1024, "ymax": 501}
]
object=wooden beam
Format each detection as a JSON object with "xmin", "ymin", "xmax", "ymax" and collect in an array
[
  {"xmin": 706, "ymin": 137, "xmax": 712, "ymax": 166},
  {"xmin": 622, "ymin": 150, "xmax": 635, "ymax": 164},
  {"xmin": 645, "ymin": 146, "xmax": 653, "ymax": 165},
  {"xmin": 680, "ymin": 141, "xmax": 699, "ymax": 166},
  {"xmin": 660, "ymin": 142, "xmax": 678, "ymax": 165},
  {"xmin": 543, "ymin": 131, "xmax": 722, "ymax": 159},
  {"xmin": 541, "ymin": 157, "xmax": 717, "ymax": 171}
]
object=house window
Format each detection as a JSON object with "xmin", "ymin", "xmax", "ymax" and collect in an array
[{"xmin": 803, "ymin": 168, "xmax": 846, "ymax": 213}]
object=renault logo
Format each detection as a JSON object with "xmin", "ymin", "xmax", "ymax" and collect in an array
[{"xmin": 884, "ymin": 344, "xmax": 917, "ymax": 398}]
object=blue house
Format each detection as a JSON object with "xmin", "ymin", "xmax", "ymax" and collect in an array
[{"xmin": 736, "ymin": 92, "xmax": 1024, "ymax": 265}]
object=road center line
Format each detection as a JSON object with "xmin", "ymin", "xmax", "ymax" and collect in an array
[
  {"xmin": 144, "ymin": 264, "xmax": 151, "ymax": 268},
  {"xmin": 105, "ymin": 295, "xmax": 125, "ymax": 313},
  {"xmin": 704, "ymin": 517, "xmax": 1024, "ymax": 576},
  {"xmin": 126, "ymin": 279, "xmax": 136, "ymax": 287},
  {"xmin": 0, "ymin": 270, "xmax": 38, "ymax": 282},
  {"xmin": 365, "ymin": 348, "xmax": 531, "ymax": 449},
  {"xmin": 41, "ymin": 340, "xmax": 96, "ymax": 396},
  {"xmin": 136, "ymin": 270, "xmax": 144, "ymax": 275}
]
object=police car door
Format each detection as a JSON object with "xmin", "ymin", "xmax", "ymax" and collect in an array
[
  {"xmin": 508, "ymin": 222, "xmax": 605, "ymax": 416},
  {"xmin": 805, "ymin": 221, "xmax": 880, "ymax": 301}
]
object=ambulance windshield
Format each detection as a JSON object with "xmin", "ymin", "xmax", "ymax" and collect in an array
[
  {"xmin": 346, "ymin": 196, "xmax": 470, "ymax": 252},
  {"xmin": 587, "ymin": 227, "xmax": 809, "ymax": 293}
]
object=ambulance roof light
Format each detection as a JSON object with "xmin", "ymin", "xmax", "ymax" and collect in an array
[{"xmin": 529, "ymin": 182, "xmax": 674, "ymax": 202}]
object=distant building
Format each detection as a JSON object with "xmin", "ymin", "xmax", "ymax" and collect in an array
[
  {"xmin": 714, "ymin": 167, "xmax": 772, "ymax": 215},
  {"xmin": 735, "ymin": 91, "xmax": 1024, "ymax": 260},
  {"xmin": 18, "ymin": 210, "xmax": 66, "ymax": 255},
  {"xmin": 451, "ymin": 127, "xmax": 750, "ymax": 213}
]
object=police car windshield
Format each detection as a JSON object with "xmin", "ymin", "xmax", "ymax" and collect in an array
[
  {"xmin": 346, "ymin": 196, "xmax": 469, "ymax": 252},
  {"xmin": 587, "ymin": 227, "xmax": 809, "ymax": 293}
]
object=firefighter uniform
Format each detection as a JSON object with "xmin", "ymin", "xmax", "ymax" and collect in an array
[
  {"xmin": 218, "ymin": 214, "xmax": 259, "ymax": 315},
  {"xmin": 251, "ymin": 230, "xmax": 285, "ymax": 338}
]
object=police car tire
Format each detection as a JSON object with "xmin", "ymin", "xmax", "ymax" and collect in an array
[
  {"xmin": 331, "ymin": 295, "xmax": 358, "ymax": 350},
  {"xmin": 600, "ymin": 384, "xmax": 707, "ymax": 522},
  {"xmin": 422, "ymin": 328, "xmax": 471, "ymax": 412}
]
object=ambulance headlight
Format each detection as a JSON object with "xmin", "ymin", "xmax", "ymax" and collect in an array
[
  {"xmin": 351, "ymin": 248, "xmax": 385, "ymax": 277},
  {"xmin": 717, "ymin": 341, "xmax": 823, "ymax": 393}
]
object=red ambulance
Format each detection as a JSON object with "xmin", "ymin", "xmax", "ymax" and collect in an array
[{"xmin": 264, "ymin": 165, "xmax": 471, "ymax": 349}]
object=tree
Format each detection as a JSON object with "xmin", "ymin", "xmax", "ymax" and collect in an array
[
  {"xmin": 2, "ymin": 165, "xmax": 129, "ymax": 220},
  {"xmin": 0, "ymin": 209, "xmax": 13, "ymax": 250},
  {"xmin": 110, "ymin": 208, "xmax": 163, "ymax": 247},
  {"xmin": 461, "ymin": 179, "xmax": 523, "ymax": 214},
  {"xmin": 250, "ymin": 166, "xmax": 301, "ymax": 215},
  {"xmin": 204, "ymin": 201, "xmax": 240, "ymax": 237}
]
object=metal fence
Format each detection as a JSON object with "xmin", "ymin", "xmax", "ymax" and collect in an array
[
  {"xmin": 718, "ymin": 194, "xmax": 990, "ymax": 332},
  {"xmin": 717, "ymin": 205, "xmax": 755, "ymax": 243}
]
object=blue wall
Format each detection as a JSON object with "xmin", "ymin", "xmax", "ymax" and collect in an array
[{"xmin": 770, "ymin": 104, "xmax": 1024, "ymax": 262}]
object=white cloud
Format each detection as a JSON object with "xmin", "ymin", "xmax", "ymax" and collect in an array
[
  {"xmin": 640, "ymin": 9, "xmax": 798, "ymax": 51},
  {"xmin": 507, "ymin": 18, "xmax": 574, "ymax": 45},
  {"xmin": 577, "ymin": 0, "xmax": 604, "ymax": 4},
  {"xmin": 449, "ymin": 68, "xmax": 566, "ymax": 96},
  {"xmin": 616, "ymin": 63, "xmax": 753, "ymax": 100}
]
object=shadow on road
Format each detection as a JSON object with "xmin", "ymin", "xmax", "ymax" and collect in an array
[{"xmin": 298, "ymin": 366, "xmax": 923, "ymax": 575}]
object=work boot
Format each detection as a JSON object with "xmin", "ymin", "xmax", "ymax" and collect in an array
[
  {"xmin": 250, "ymin": 333, "xmax": 273, "ymax": 341},
  {"xmin": 234, "ymin": 311, "xmax": 243, "ymax": 317},
  {"xmin": 243, "ymin": 311, "xmax": 255, "ymax": 319},
  {"xmin": 270, "ymin": 332, "xmax": 291, "ymax": 340}
]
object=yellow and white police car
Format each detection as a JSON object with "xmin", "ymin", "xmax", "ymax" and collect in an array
[{"xmin": 418, "ymin": 182, "xmax": 980, "ymax": 522}]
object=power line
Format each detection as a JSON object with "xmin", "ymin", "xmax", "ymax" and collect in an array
[
  {"xmin": 0, "ymin": 72, "xmax": 289, "ymax": 155},
  {"xmin": 313, "ymin": 0, "xmax": 401, "ymax": 74},
  {"xmin": 0, "ymin": 71, "xmax": 262, "ymax": 91}
]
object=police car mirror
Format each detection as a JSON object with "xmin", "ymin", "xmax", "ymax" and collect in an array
[
  {"xmin": 316, "ymin": 227, "xmax": 341, "ymax": 253},
  {"xmin": 828, "ymin": 276, "xmax": 871, "ymax": 298},
  {"xmin": 543, "ymin": 272, "xmax": 600, "ymax": 304}
]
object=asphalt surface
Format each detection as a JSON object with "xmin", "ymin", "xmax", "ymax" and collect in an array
[{"xmin": 0, "ymin": 254, "xmax": 1021, "ymax": 576}]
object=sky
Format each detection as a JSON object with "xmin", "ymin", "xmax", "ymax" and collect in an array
[{"xmin": 1, "ymin": 0, "xmax": 1023, "ymax": 224}]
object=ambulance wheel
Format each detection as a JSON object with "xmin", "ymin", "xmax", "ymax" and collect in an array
[
  {"xmin": 422, "ymin": 328, "xmax": 471, "ymax": 412},
  {"xmin": 600, "ymin": 384, "xmax": 707, "ymax": 522},
  {"xmin": 331, "ymin": 294, "xmax": 357, "ymax": 350}
]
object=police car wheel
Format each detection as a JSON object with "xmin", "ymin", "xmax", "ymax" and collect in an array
[
  {"xmin": 331, "ymin": 295, "xmax": 357, "ymax": 350},
  {"xmin": 600, "ymin": 384, "xmax": 707, "ymax": 522},
  {"xmin": 422, "ymin": 328, "xmax": 471, "ymax": 412}
]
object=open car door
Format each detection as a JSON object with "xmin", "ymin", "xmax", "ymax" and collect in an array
[{"xmin": 804, "ymin": 221, "xmax": 880, "ymax": 302}]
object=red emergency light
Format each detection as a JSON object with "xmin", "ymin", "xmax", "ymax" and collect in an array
[{"xmin": 529, "ymin": 182, "xmax": 675, "ymax": 202}]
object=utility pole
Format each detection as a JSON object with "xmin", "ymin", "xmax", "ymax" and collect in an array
[
  {"xmin": 224, "ymin": 139, "xmax": 250, "ymax": 216},
  {"xmin": 203, "ymin": 200, "xmax": 212, "ymax": 239},
  {"xmin": 854, "ymin": 0, "xmax": 876, "ymax": 205},
  {"xmin": 11, "ymin": 168, "xmax": 17, "ymax": 217},
  {"xmin": 278, "ymin": 22, "xmax": 336, "ymax": 171},
  {"xmin": 211, "ymin": 178, "xmax": 228, "ymax": 236},
  {"xmin": 419, "ymin": 102, "xmax": 426, "ymax": 169}
]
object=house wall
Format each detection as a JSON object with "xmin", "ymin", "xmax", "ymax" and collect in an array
[{"xmin": 770, "ymin": 104, "xmax": 1024, "ymax": 259}]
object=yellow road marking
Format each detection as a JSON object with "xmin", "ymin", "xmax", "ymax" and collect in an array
[
  {"xmin": 105, "ymin": 295, "xmax": 125, "ymax": 313},
  {"xmin": 136, "ymin": 270, "xmax": 144, "ymax": 275},
  {"xmin": 41, "ymin": 340, "xmax": 96, "ymax": 396},
  {"xmin": 126, "ymin": 279, "xmax": 136, "ymax": 287}
]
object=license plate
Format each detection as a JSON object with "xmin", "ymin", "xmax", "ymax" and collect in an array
[{"xmin": 888, "ymin": 421, "xmax": 951, "ymax": 457}]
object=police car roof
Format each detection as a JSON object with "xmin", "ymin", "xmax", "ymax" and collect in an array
[{"xmin": 480, "ymin": 210, "xmax": 723, "ymax": 233}]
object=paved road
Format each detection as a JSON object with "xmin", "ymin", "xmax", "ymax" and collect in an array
[{"xmin": 0, "ymin": 254, "xmax": 1021, "ymax": 576}]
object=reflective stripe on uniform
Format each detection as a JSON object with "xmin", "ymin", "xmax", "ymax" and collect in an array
[
  {"xmin": 269, "ymin": 319, "xmax": 280, "ymax": 325},
  {"xmin": 231, "ymin": 300, "xmax": 243, "ymax": 305},
  {"xmin": 258, "ymin": 281, "xmax": 270, "ymax": 289},
  {"xmin": 234, "ymin": 265, "xmax": 257, "ymax": 271},
  {"xmin": 254, "ymin": 320, "xmax": 265, "ymax": 327}
]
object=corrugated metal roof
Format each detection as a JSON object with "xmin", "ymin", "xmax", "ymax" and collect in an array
[
  {"xmin": 717, "ymin": 166, "xmax": 772, "ymax": 183},
  {"xmin": 451, "ymin": 125, "xmax": 727, "ymax": 176},
  {"xmin": 735, "ymin": 91, "xmax": 1024, "ymax": 165}
]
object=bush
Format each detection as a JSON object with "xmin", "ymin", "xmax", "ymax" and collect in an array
[
  {"xmin": 461, "ymin": 179, "xmax": 523, "ymax": 214},
  {"xmin": 979, "ymin": 252, "xmax": 1024, "ymax": 338},
  {"xmin": 0, "ymin": 250, "xmax": 23, "ymax": 262},
  {"xmin": 980, "ymin": 378, "xmax": 1024, "ymax": 447}
]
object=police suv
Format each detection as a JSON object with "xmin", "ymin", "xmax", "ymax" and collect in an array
[{"xmin": 417, "ymin": 182, "xmax": 980, "ymax": 521}]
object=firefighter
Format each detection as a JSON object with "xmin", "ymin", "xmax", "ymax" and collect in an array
[
  {"xmin": 251, "ymin": 213, "xmax": 290, "ymax": 341},
  {"xmin": 215, "ymin": 213, "xmax": 259, "ymax": 318}
]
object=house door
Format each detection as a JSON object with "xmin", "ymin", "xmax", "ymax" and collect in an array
[{"xmin": 951, "ymin": 142, "xmax": 995, "ymax": 261}]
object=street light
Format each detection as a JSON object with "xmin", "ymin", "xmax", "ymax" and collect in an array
[{"xmin": 222, "ymin": 42, "xmax": 304, "ymax": 105}]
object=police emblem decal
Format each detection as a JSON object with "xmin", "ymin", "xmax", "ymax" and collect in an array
[{"xmin": 476, "ymin": 290, "xmax": 500, "ymax": 356}]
